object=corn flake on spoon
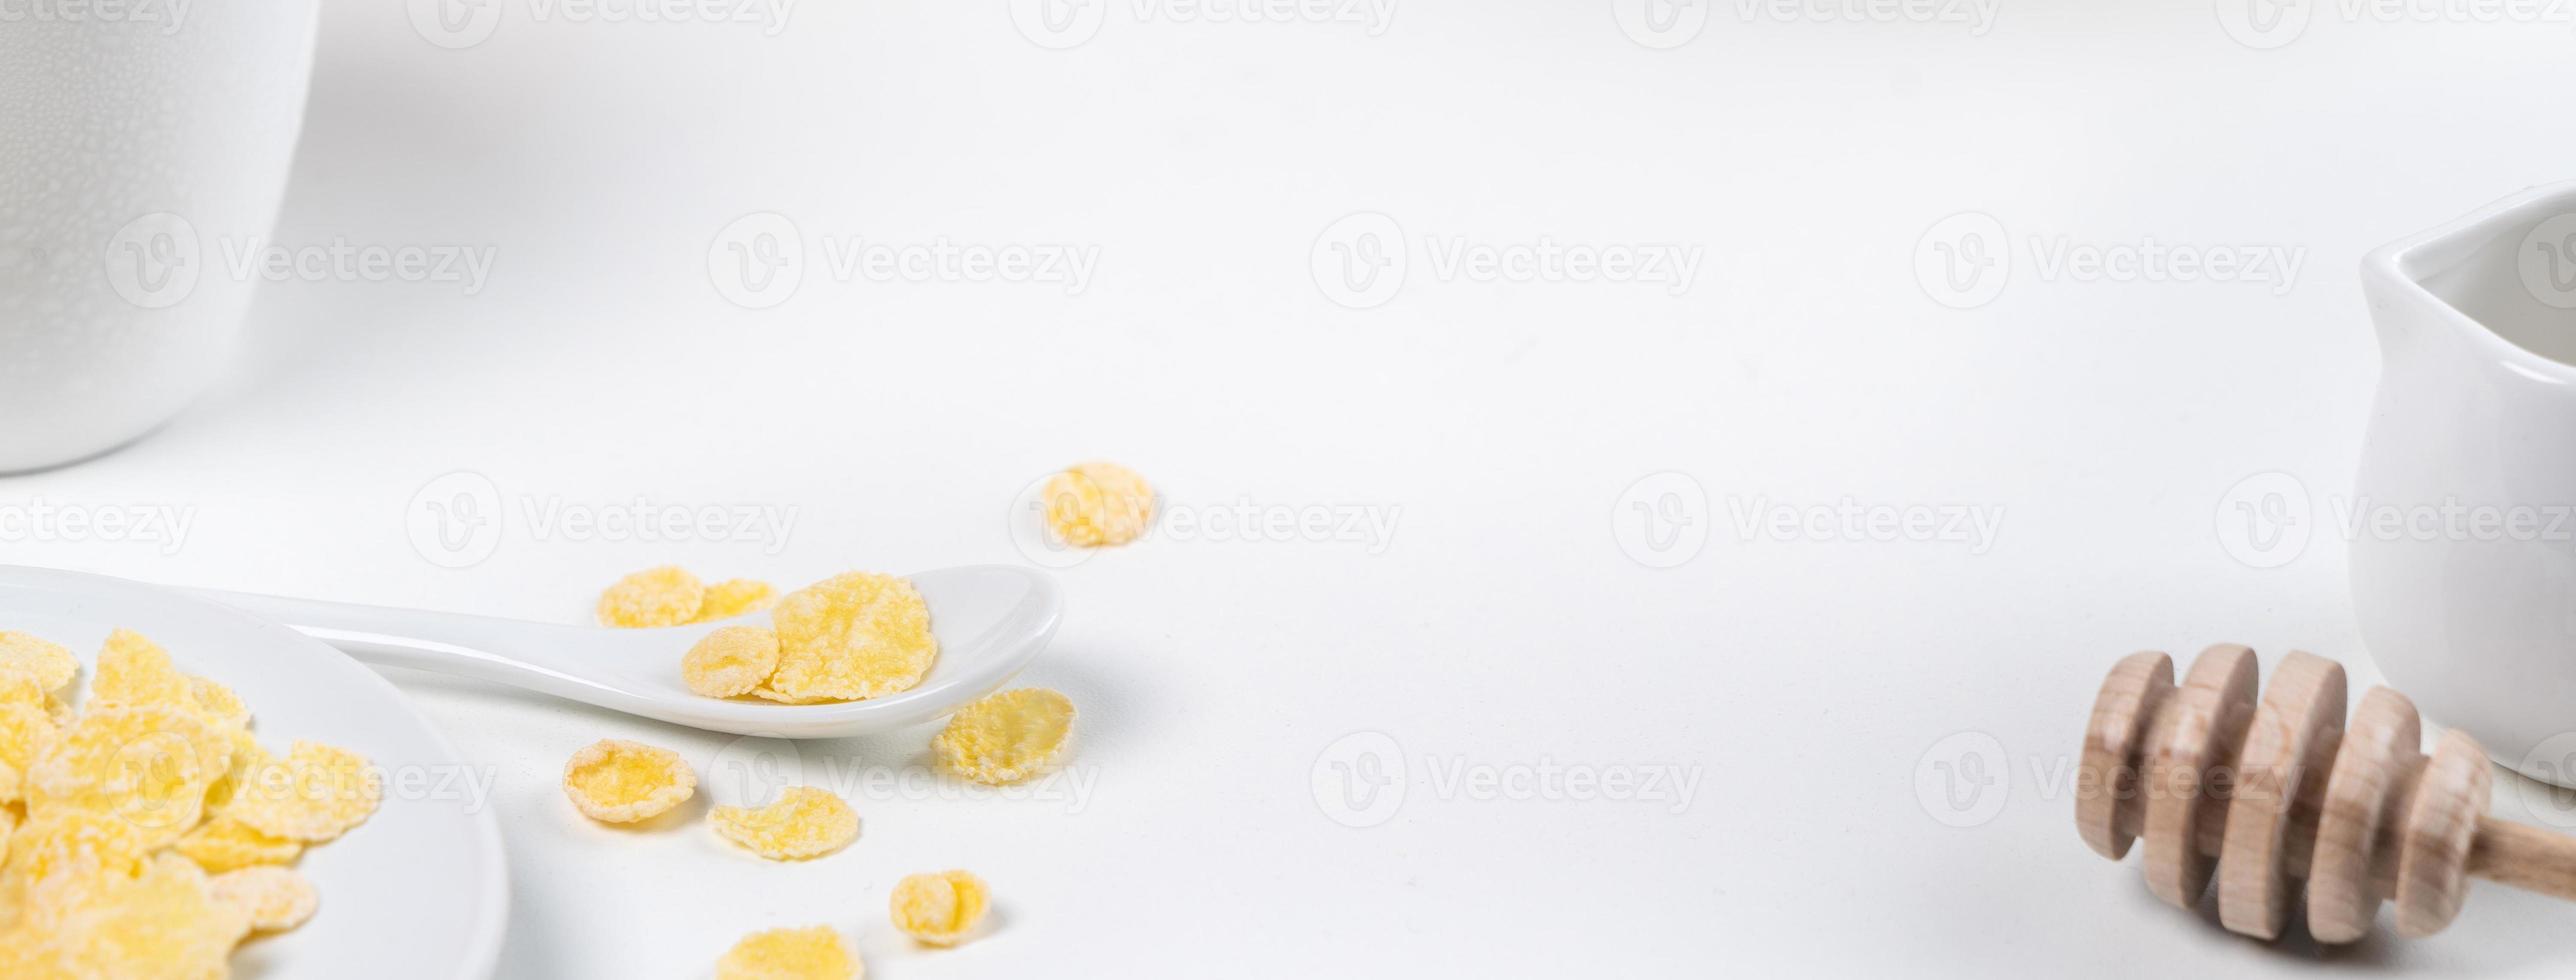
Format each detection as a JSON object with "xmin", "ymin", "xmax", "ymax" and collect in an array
[{"xmin": 191, "ymin": 565, "xmax": 1061, "ymax": 738}]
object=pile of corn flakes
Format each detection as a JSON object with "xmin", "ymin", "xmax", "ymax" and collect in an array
[{"xmin": 0, "ymin": 629, "xmax": 377, "ymax": 976}]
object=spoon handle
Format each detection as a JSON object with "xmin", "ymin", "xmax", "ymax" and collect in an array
[{"xmin": 186, "ymin": 588, "xmax": 624, "ymax": 691}]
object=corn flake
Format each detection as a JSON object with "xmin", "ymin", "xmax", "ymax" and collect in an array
[
  {"xmin": 562, "ymin": 739, "xmax": 696, "ymax": 824},
  {"xmin": 889, "ymin": 869, "xmax": 990, "ymax": 946},
  {"xmin": 764, "ymin": 573, "xmax": 936, "ymax": 702},
  {"xmin": 598, "ymin": 566, "xmax": 707, "ymax": 629},
  {"xmin": 171, "ymin": 817, "xmax": 301, "ymax": 874},
  {"xmin": 716, "ymin": 925, "xmax": 857, "ymax": 980},
  {"xmin": 710, "ymin": 786, "xmax": 856, "ymax": 860},
  {"xmin": 694, "ymin": 579, "xmax": 780, "ymax": 623},
  {"xmin": 208, "ymin": 865, "xmax": 317, "ymax": 933},
  {"xmin": 88, "ymin": 630, "xmax": 191, "ymax": 709},
  {"xmin": 0, "ymin": 704, "xmax": 56, "ymax": 805},
  {"xmin": 222, "ymin": 740, "xmax": 380, "ymax": 843},
  {"xmin": 683, "ymin": 627, "xmax": 783, "ymax": 699},
  {"xmin": 28, "ymin": 705, "xmax": 230, "ymax": 845},
  {"xmin": 0, "ymin": 634, "xmax": 75, "ymax": 694},
  {"xmin": 933, "ymin": 688, "xmax": 1076, "ymax": 785},
  {"xmin": 12, "ymin": 853, "xmax": 249, "ymax": 978},
  {"xmin": 1041, "ymin": 461, "xmax": 1156, "ymax": 548}
]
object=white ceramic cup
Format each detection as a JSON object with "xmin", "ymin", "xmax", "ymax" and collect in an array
[
  {"xmin": 0, "ymin": 3, "xmax": 318, "ymax": 472},
  {"xmin": 2354, "ymin": 180, "xmax": 2576, "ymax": 786}
]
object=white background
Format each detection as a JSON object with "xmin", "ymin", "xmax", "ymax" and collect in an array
[{"xmin": 11, "ymin": 1, "xmax": 2576, "ymax": 976}]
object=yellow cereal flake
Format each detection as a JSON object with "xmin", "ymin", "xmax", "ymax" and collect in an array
[
  {"xmin": 0, "ymin": 672, "xmax": 45, "ymax": 709},
  {"xmin": 694, "ymin": 579, "xmax": 780, "ymax": 623},
  {"xmin": 187, "ymin": 677, "xmax": 250, "ymax": 728},
  {"xmin": 0, "ymin": 704, "xmax": 56, "ymax": 806},
  {"xmin": 0, "ymin": 811, "xmax": 150, "ymax": 922},
  {"xmin": 889, "ymin": 869, "xmax": 990, "ymax": 946},
  {"xmin": 764, "ymin": 573, "xmax": 936, "ymax": 702},
  {"xmin": 716, "ymin": 925, "xmax": 858, "ymax": 980},
  {"xmin": 710, "ymin": 786, "xmax": 856, "ymax": 860},
  {"xmin": 598, "ymin": 566, "xmax": 707, "ymax": 629},
  {"xmin": 562, "ymin": 739, "xmax": 696, "ymax": 824},
  {"xmin": 0, "ymin": 634, "xmax": 76, "ymax": 693},
  {"xmin": 28, "ymin": 705, "xmax": 231, "ymax": 845},
  {"xmin": 171, "ymin": 818, "xmax": 301, "ymax": 874},
  {"xmin": 1041, "ymin": 461, "xmax": 1156, "ymax": 547},
  {"xmin": 221, "ymin": 740, "xmax": 380, "ymax": 843},
  {"xmin": 0, "ymin": 853, "xmax": 249, "ymax": 978},
  {"xmin": 683, "ymin": 627, "xmax": 783, "ymax": 699},
  {"xmin": 933, "ymin": 688, "xmax": 1076, "ymax": 785},
  {"xmin": 208, "ymin": 865, "xmax": 317, "ymax": 933}
]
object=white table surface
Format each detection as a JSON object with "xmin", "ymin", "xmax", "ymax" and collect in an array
[{"xmin": 11, "ymin": 2, "xmax": 2576, "ymax": 976}]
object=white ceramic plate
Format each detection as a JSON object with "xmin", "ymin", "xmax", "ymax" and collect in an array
[{"xmin": 0, "ymin": 565, "xmax": 507, "ymax": 979}]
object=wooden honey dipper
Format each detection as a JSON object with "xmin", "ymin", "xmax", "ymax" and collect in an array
[{"xmin": 2080, "ymin": 645, "xmax": 2576, "ymax": 941}]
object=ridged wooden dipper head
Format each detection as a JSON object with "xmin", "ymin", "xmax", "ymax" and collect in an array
[{"xmin": 2077, "ymin": 645, "xmax": 2548, "ymax": 942}]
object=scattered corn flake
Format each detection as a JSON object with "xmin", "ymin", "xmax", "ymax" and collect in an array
[
  {"xmin": 200, "ymin": 728, "xmax": 265, "ymax": 813},
  {"xmin": 222, "ymin": 740, "xmax": 380, "ymax": 843},
  {"xmin": 683, "ymin": 627, "xmax": 783, "ymax": 699},
  {"xmin": 562, "ymin": 739, "xmax": 697, "ymax": 824},
  {"xmin": 0, "ymin": 634, "xmax": 75, "ymax": 693},
  {"xmin": 710, "ymin": 786, "xmax": 857, "ymax": 860},
  {"xmin": 208, "ymin": 865, "xmax": 317, "ymax": 933},
  {"xmin": 694, "ymin": 579, "xmax": 781, "ymax": 623},
  {"xmin": 715, "ymin": 925, "xmax": 858, "ymax": 980},
  {"xmin": 171, "ymin": 817, "xmax": 301, "ymax": 875},
  {"xmin": 889, "ymin": 869, "xmax": 991, "ymax": 946},
  {"xmin": 0, "ymin": 704, "xmax": 56, "ymax": 805},
  {"xmin": 933, "ymin": 688, "xmax": 1076, "ymax": 786},
  {"xmin": 764, "ymin": 573, "xmax": 937, "ymax": 702},
  {"xmin": 1040, "ymin": 461, "xmax": 1156, "ymax": 548},
  {"xmin": 28, "ymin": 705, "xmax": 229, "ymax": 845},
  {"xmin": 598, "ymin": 566, "xmax": 707, "ymax": 629}
]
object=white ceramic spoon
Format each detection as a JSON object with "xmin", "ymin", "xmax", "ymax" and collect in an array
[{"xmin": 189, "ymin": 565, "xmax": 1062, "ymax": 739}]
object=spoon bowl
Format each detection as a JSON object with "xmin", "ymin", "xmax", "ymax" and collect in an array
[{"xmin": 191, "ymin": 565, "xmax": 1062, "ymax": 738}]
